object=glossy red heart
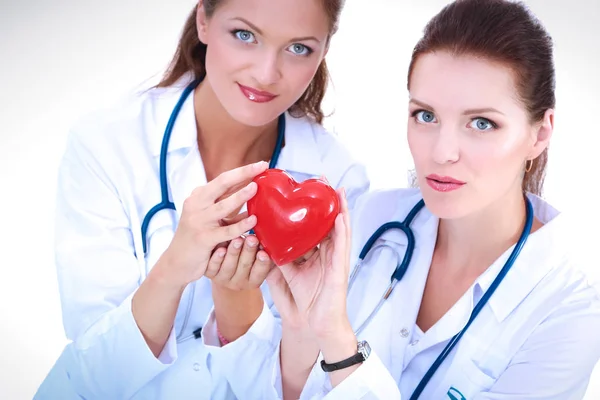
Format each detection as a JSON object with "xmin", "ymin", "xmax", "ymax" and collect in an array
[{"xmin": 247, "ymin": 169, "xmax": 340, "ymax": 266}]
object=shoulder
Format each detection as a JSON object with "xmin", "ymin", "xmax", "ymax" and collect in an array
[
  {"xmin": 286, "ymin": 113, "xmax": 365, "ymax": 173},
  {"xmin": 65, "ymin": 80, "xmax": 187, "ymax": 161},
  {"xmin": 284, "ymin": 113, "xmax": 371, "ymax": 205},
  {"xmin": 353, "ymin": 187, "xmax": 423, "ymax": 222},
  {"xmin": 350, "ymin": 187, "xmax": 424, "ymax": 244}
]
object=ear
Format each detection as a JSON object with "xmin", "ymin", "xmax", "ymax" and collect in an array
[
  {"xmin": 196, "ymin": 1, "xmax": 209, "ymax": 45},
  {"xmin": 528, "ymin": 108, "xmax": 554, "ymax": 160}
]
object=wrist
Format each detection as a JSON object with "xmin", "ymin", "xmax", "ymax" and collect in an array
[
  {"xmin": 149, "ymin": 256, "xmax": 188, "ymax": 293},
  {"xmin": 212, "ymin": 286, "xmax": 264, "ymax": 342},
  {"xmin": 317, "ymin": 323, "xmax": 357, "ymax": 364},
  {"xmin": 282, "ymin": 317, "xmax": 312, "ymax": 335}
]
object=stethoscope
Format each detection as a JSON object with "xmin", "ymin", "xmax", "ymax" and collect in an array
[
  {"xmin": 347, "ymin": 196, "xmax": 534, "ymax": 399},
  {"xmin": 139, "ymin": 76, "xmax": 286, "ymax": 343}
]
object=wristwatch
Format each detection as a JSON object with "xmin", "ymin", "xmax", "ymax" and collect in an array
[{"xmin": 320, "ymin": 340, "xmax": 371, "ymax": 372}]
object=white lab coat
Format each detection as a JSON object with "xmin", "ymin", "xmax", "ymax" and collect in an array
[
  {"xmin": 227, "ymin": 188, "xmax": 600, "ymax": 399},
  {"xmin": 33, "ymin": 75, "xmax": 370, "ymax": 400}
]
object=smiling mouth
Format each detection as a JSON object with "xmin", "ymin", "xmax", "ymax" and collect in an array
[{"xmin": 237, "ymin": 83, "xmax": 278, "ymax": 103}]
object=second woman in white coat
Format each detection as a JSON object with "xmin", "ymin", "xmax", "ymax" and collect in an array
[{"xmin": 217, "ymin": 0, "xmax": 600, "ymax": 399}]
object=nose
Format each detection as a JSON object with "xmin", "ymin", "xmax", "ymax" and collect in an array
[
  {"xmin": 431, "ymin": 123, "xmax": 460, "ymax": 165},
  {"xmin": 253, "ymin": 51, "xmax": 282, "ymax": 87}
]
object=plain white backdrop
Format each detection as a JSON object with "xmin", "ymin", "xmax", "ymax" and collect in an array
[{"xmin": 1, "ymin": 0, "xmax": 599, "ymax": 398}]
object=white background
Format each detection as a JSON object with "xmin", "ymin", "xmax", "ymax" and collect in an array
[{"xmin": 1, "ymin": 0, "xmax": 599, "ymax": 398}]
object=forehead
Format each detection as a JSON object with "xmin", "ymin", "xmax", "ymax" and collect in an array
[
  {"xmin": 214, "ymin": 0, "xmax": 330, "ymax": 37},
  {"xmin": 410, "ymin": 52, "xmax": 523, "ymax": 113}
]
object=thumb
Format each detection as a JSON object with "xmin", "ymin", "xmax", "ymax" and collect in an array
[
  {"xmin": 319, "ymin": 174, "xmax": 330, "ymax": 185},
  {"xmin": 325, "ymin": 213, "xmax": 350, "ymax": 286}
]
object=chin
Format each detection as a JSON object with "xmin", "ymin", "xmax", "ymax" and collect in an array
[
  {"xmin": 226, "ymin": 100, "xmax": 285, "ymax": 128},
  {"xmin": 420, "ymin": 186, "xmax": 472, "ymax": 220}
]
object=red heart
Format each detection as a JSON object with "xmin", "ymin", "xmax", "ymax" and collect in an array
[{"xmin": 247, "ymin": 169, "xmax": 340, "ymax": 266}]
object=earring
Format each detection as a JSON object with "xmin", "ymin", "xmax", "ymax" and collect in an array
[{"xmin": 525, "ymin": 159, "xmax": 533, "ymax": 173}]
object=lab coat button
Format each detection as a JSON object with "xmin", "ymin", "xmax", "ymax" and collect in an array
[
  {"xmin": 400, "ymin": 328, "xmax": 409, "ymax": 338},
  {"xmin": 193, "ymin": 363, "xmax": 201, "ymax": 371}
]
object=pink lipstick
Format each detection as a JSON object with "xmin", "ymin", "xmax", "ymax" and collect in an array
[
  {"xmin": 426, "ymin": 174, "xmax": 466, "ymax": 192},
  {"xmin": 238, "ymin": 83, "xmax": 277, "ymax": 103}
]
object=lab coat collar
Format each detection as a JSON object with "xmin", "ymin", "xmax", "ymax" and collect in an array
[
  {"xmin": 149, "ymin": 73, "xmax": 198, "ymax": 157},
  {"xmin": 149, "ymin": 74, "xmax": 326, "ymax": 177},
  {"xmin": 475, "ymin": 193, "xmax": 568, "ymax": 322},
  {"xmin": 275, "ymin": 113, "xmax": 325, "ymax": 177},
  {"xmin": 374, "ymin": 189, "xmax": 569, "ymax": 324},
  {"xmin": 378, "ymin": 189, "xmax": 438, "ymax": 246}
]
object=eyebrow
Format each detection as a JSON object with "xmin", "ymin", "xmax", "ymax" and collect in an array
[
  {"xmin": 230, "ymin": 17, "xmax": 321, "ymax": 43},
  {"xmin": 409, "ymin": 98, "xmax": 505, "ymax": 116}
]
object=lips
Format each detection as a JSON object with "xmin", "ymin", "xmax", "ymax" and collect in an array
[
  {"xmin": 238, "ymin": 83, "xmax": 277, "ymax": 103},
  {"xmin": 425, "ymin": 174, "xmax": 465, "ymax": 192}
]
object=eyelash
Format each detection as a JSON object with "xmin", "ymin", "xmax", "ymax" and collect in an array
[
  {"xmin": 229, "ymin": 29, "xmax": 314, "ymax": 56},
  {"xmin": 410, "ymin": 109, "xmax": 499, "ymax": 131}
]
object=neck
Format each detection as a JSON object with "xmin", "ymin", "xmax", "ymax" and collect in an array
[
  {"xmin": 434, "ymin": 187, "xmax": 537, "ymax": 276},
  {"xmin": 193, "ymin": 80, "xmax": 279, "ymax": 180}
]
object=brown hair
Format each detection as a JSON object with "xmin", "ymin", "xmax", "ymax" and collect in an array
[
  {"xmin": 156, "ymin": 1, "xmax": 344, "ymax": 124},
  {"xmin": 407, "ymin": 0, "xmax": 555, "ymax": 196}
]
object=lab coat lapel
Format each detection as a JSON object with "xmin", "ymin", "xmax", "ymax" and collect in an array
[
  {"xmin": 390, "ymin": 211, "xmax": 437, "ymax": 381},
  {"xmin": 276, "ymin": 113, "xmax": 324, "ymax": 176},
  {"xmin": 169, "ymin": 147, "xmax": 207, "ymax": 220},
  {"xmin": 151, "ymin": 78, "xmax": 208, "ymax": 221}
]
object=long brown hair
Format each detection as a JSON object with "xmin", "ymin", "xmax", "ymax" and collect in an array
[
  {"xmin": 408, "ymin": 0, "xmax": 555, "ymax": 196},
  {"xmin": 156, "ymin": 1, "xmax": 344, "ymax": 124}
]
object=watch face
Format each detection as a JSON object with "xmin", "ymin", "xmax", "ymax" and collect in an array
[{"xmin": 358, "ymin": 341, "xmax": 371, "ymax": 359}]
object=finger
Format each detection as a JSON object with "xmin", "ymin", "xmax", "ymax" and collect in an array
[
  {"xmin": 205, "ymin": 161, "xmax": 268, "ymax": 202},
  {"xmin": 319, "ymin": 174, "xmax": 330, "ymax": 184},
  {"xmin": 329, "ymin": 213, "xmax": 348, "ymax": 277},
  {"xmin": 211, "ymin": 181, "xmax": 257, "ymax": 220},
  {"xmin": 205, "ymin": 247, "xmax": 226, "ymax": 278},
  {"xmin": 248, "ymin": 250, "xmax": 274, "ymax": 287},
  {"xmin": 213, "ymin": 213, "xmax": 257, "ymax": 244},
  {"xmin": 217, "ymin": 237, "xmax": 244, "ymax": 281},
  {"xmin": 293, "ymin": 246, "xmax": 318, "ymax": 266},
  {"xmin": 215, "ymin": 179, "xmax": 252, "ymax": 204},
  {"xmin": 230, "ymin": 235, "xmax": 260, "ymax": 285},
  {"xmin": 220, "ymin": 211, "xmax": 249, "ymax": 227}
]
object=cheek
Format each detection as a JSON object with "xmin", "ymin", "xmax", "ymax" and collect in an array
[
  {"xmin": 464, "ymin": 135, "xmax": 527, "ymax": 178},
  {"xmin": 407, "ymin": 127, "xmax": 430, "ymax": 165},
  {"xmin": 205, "ymin": 37, "xmax": 239, "ymax": 77},
  {"xmin": 283, "ymin": 58, "xmax": 321, "ymax": 94}
]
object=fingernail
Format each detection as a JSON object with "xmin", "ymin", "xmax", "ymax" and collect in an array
[
  {"xmin": 232, "ymin": 239, "xmax": 243, "ymax": 249},
  {"xmin": 216, "ymin": 249, "xmax": 225, "ymax": 258},
  {"xmin": 258, "ymin": 252, "xmax": 268, "ymax": 261},
  {"xmin": 254, "ymin": 161, "xmax": 267, "ymax": 169},
  {"xmin": 247, "ymin": 237, "xmax": 258, "ymax": 247}
]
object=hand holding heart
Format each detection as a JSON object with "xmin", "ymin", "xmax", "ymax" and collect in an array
[
  {"xmin": 205, "ymin": 233, "xmax": 275, "ymax": 291},
  {"xmin": 158, "ymin": 161, "xmax": 269, "ymax": 288},
  {"xmin": 266, "ymin": 188, "xmax": 353, "ymax": 339}
]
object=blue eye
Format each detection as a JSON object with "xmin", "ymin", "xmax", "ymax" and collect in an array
[
  {"xmin": 469, "ymin": 117, "xmax": 496, "ymax": 131},
  {"xmin": 288, "ymin": 43, "xmax": 311, "ymax": 56},
  {"xmin": 414, "ymin": 110, "xmax": 437, "ymax": 123},
  {"xmin": 234, "ymin": 30, "xmax": 255, "ymax": 43}
]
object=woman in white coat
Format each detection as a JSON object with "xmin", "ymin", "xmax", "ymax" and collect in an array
[
  {"xmin": 34, "ymin": 0, "xmax": 368, "ymax": 399},
  {"xmin": 225, "ymin": 1, "xmax": 600, "ymax": 399}
]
